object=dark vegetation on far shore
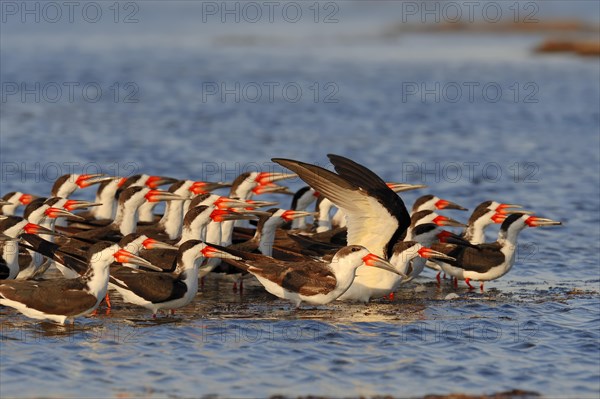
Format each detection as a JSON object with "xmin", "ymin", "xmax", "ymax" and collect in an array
[{"xmin": 382, "ymin": 19, "xmax": 600, "ymax": 57}]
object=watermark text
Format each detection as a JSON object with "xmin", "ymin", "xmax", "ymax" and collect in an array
[
  {"xmin": 1, "ymin": 1, "xmax": 140, "ymax": 24},
  {"xmin": 2, "ymin": 82, "xmax": 139, "ymax": 103}
]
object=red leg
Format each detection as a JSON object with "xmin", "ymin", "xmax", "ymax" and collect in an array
[
  {"xmin": 387, "ymin": 292, "xmax": 394, "ymax": 301},
  {"xmin": 480, "ymin": 282, "xmax": 484, "ymax": 291},
  {"xmin": 105, "ymin": 294, "xmax": 111, "ymax": 309},
  {"xmin": 91, "ymin": 309, "xmax": 98, "ymax": 316},
  {"xmin": 443, "ymin": 273, "xmax": 447, "ymax": 279},
  {"xmin": 453, "ymin": 277, "xmax": 458, "ymax": 289},
  {"xmin": 152, "ymin": 313, "xmax": 157, "ymax": 319},
  {"xmin": 436, "ymin": 272, "xmax": 441, "ymax": 285},
  {"xmin": 170, "ymin": 309, "xmax": 175, "ymax": 315},
  {"xmin": 239, "ymin": 279, "xmax": 244, "ymax": 292},
  {"xmin": 232, "ymin": 281, "xmax": 238, "ymax": 291},
  {"xmin": 465, "ymin": 278, "xmax": 474, "ymax": 290}
]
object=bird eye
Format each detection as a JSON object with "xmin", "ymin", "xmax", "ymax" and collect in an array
[{"xmin": 351, "ymin": 247, "xmax": 359, "ymax": 252}]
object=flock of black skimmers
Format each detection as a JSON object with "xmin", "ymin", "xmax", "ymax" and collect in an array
[{"xmin": 0, "ymin": 154, "xmax": 561, "ymax": 324}]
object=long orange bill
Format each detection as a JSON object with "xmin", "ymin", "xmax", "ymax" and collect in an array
[{"xmin": 362, "ymin": 253, "xmax": 406, "ymax": 277}]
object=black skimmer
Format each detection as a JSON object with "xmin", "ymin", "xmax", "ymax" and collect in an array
[
  {"xmin": 0, "ymin": 242, "xmax": 150, "ymax": 324},
  {"xmin": 16, "ymin": 198, "xmax": 83, "ymax": 280},
  {"xmin": 47, "ymin": 188, "xmax": 178, "ymax": 278},
  {"xmin": 50, "ymin": 174, "xmax": 110, "ymax": 229},
  {"xmin": 187, "ymin": 193, "xmax": 261, "ymax": 214},
  {"xmin": 189, "ymin": 181, "xmax": 232, "ymax": 195},
  {"xmin": 431, "ymin": 213, "xmax": 562, "ymax": 290},
  {"xmin": 117, "ymin": 174, "xmax": 179, "ymax": 223},
  {"xmin": 0, "ymin": 235, "xmax": 20, "ymax": 280},
  {"xmin": 220, "ymin": 201, "xmax": 281, "ymax": 247},
  {"xmin": 133, "ymin": 205, "xmax": 255, "ymax": 274},
  {"xmin": 214, "ymin": 208, "xmax": 314, "ymax": 289},
  {"xmin": 30, "ymin": 197, "xmax": 100, "ymax": 252},
  {"xmin": 0, "ymin": 192, "xmax": 38, "ymax": 216},
  {"xmin": 295, "ymin": 208, "xmax": 465, "ymax": 264},
  {"xmin": 404, "ymin": 210, "xmax": 467, "ymax": 241},
  {"xmin": 115, "ymin": 233, "xmax": 177, "ymax": 292},
  {"xmin": 229, "ymin": 182, "xmax": 294, "ymax": 231},
  {"xmin": 273, "ymin": 155, "xmax": 411, "ymax": 257},
  {"xmin": 315, "ymin": 196, "xmax": 335, "ymax": 233},
  {"xmin": 118, "ymin": 174, "xmax": 179, "ymax": 191},
  {"xmin": 250, "ymin": 183, "xmax": 294, "ymax": 197},
  {"xmin": 411, "ymin": 223, "xmax": 474, "ymax": 248},
  {"xmin": 229, "ymin": 171, "xmax": 296, "ymax": 201},
  {"xmin": 81, "ymin": 177, "xmax": 122, "ymax": 221},
  {"xmin": 118, "ymin": 233, "xmax": 178, "ymax": 264},
  {"xmin": 21, "ymin": 197, "xmax": 83, "ymax": 233},
  {"xmin": 20, "ymin": 232, "xmax": 166, "ymax": 308},
  {"xmin": 0, "ymin": 216, "xmax": 57, "ymax": 280},
  {"xmin": 25, "ymin": 197, "xmax": 93, "ymax": 230},
  {"xmin": 289, "ymin": 187, "xmax": 319, "ymax": 229},
  {"xmin": 153, "ymin": 180, "xmax": 230, "ymax": 215},
  {"xmin": 179, "ymin": 171, "xmax": 287, "ymax": 242},
  {"xmin": 104, "ymin": 233, "xmax": 174, "ymax": 308},
  {"xmin": 273, "ymin": 155, "xmax": 417, "ymax": 302},
  {"xmin": 187, "ymin": 199, "xmax": 271, "ymax": 281},
  {"xmin": 331, "ymin": 182, "xmax": 427, "ymax": 228},
  {"xmin": 337, "ymin": 218, "xmax": 468, "ymax": 301},
  {"xmin": 180, "ymin": 193, "xmax": 272, "ymax": 277},
  {"xmin": 337, "ymin": 241, "xmax": 455, "ymax": 302},
  {"xmin": 411, "ymin": 194, "xmax": 467, "ymax": 214},
  {"xmin": 144, "ymin": 180, "xmax": 241, "ymax": 241},
  {"xmin": 211, "ymin": 244, "xmax": 402, "ymax": 306},
  {"xmin": 51, "ymin": 174, "xmax": 113, "ymax": 198},
  {"xmin": 185, "ymin": 193, "xmax": 266, "ymax": 244},
  {"xmin": 425, "ymin": 201, "xmax": 529, "ymax": 283},
  {"xmin": 67, "ymin": 187, "xmax": 184, "ymax": 243},
  {"xmin": 41, "ymin": 197, "xmax": 101, "ymax": 233},
  {"xmin": 136, "ymin": 180, "xmax": 197, "ymax": 241},
  {"xmin": 108, "ymin": 240, "xmax": 239, "ymax": 317},
  {"xmin": 79, "ymin": 174, "xmax": 176, "ymax": 225},
  {"xmin": 398, "ymin": 222, "xmax": 472, "ymax": 283},
  {"xmin": 181, "ymin": 181, "xmax": 234, "ymax": 216},
  {"xmin": 462, "ymin": 201, "xmax": 529, "ymax": 245},
  {"xmin": 20, "ymin": 232, "xmax": 165, "ymax": 277},
  {"xmin": 228, "ymin": 208, "xmax": 314, "ymax": 256}
]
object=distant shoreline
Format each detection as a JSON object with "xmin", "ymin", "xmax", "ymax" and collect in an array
[{"xmin": 383, "ymin": 19, "xmax": 600, "ymax": 57}]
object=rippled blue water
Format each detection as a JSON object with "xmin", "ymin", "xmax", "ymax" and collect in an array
[{"xmin": 1, "ymin": 2, "xmax": 599, "ymax": 398}]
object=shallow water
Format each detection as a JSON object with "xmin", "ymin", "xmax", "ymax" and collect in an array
[
  {"xmin": 1, "ymin": 2, "xmax": 599, "ymax": 398},
  {"xmin": 1, "ymin": 276, "xmax": 599, "ymax": 398}
]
